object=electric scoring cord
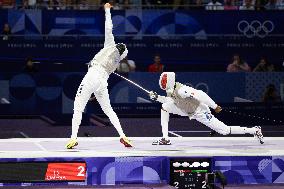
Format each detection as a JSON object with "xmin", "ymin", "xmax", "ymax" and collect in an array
[{"xmin": 223, "ymin": 109, "xmax": 283, "ymax": 124}]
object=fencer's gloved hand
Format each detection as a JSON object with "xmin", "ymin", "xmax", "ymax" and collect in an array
[
  {"xmin": 214, "ymin": 105, "xmax": 222, "ymax": 113},
  {"xmin": 149, "ymin": 91, "xmax": 158, "ymax": 101}
]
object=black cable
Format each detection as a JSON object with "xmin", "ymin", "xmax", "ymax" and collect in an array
[{"xmin": 223, "ymin": 109, "xmax": 283, "ymax": 124}]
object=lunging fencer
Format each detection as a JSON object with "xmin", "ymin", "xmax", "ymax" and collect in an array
[
  {"xmin": 149, "ymin": 72, "xmax": 264, "ymax": 145},
  {"xmin": 66, "ymin": 3, "xmax": 132, "ymax": 149}
]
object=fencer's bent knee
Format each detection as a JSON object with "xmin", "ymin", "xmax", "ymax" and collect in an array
[
  {"xmin": 162, "ymin": 103, "xmax": 171, "ymax": 112},
  {"xmin": 161, "ymin": 107, "xmax": 168, "ymax": 112}
]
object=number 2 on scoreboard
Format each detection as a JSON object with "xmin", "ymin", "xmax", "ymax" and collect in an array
[
  {"xmin": 174, "ymin": 181, "xmax": 179, "ymax": 188},
  {"xmin": 202, "ymin": 180, "xmax": 207, "ymax": 188},
  {"xmin": 77, "ymin": 165, "xmax": 85, "ymax": 176}
]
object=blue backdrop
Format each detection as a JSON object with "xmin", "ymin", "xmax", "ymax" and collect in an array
[
  {"xmin": 4, "ymin": 10, "xmax": 284, "ymax": 36},
  {"xmin": 1, "ymin": 10, "xmax": 284, "ymax": 66},
  {"xmin": 0, "ymin": 72, "xmax": 283, "ymax": 114}
]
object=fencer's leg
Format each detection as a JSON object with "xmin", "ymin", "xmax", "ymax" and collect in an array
[
  {"xmin": 161, "ymin": 108, "xmax": 170, "ymax": 140},
  {"xmin": 71, "ymin": 80, "xmax": 93, "ymax": 138},
  {"xmin": 66, "ymin": 78, "xmax": 93, "ymax": 149},
  {"xmin": 194, "ymin": 111, "xmax": 264, "ymax": 143},
  {"xmin": 194, "ymin": 111, "xmax": 256, "ymax": 135},
  {"xmin": 95, "ymin": 89, "xmax": 125, "ymax": 137},
  {"xmin": 230, "ymin": 126, "xmax": 256, "ymax": 135},
  {"xmin": 153, "ymin": 101, "xmax": 186, "ymax": 145},
  {"xmin": 71, "ymin": 110, "xmax": 82, "ymax": 139},
  {"xmin": 153, "ymin": 107, "xmax": 171, "ymax": 145},
  {"xmin": 95, "ymin": 88, "xmax": 132, "ymax": 147}
]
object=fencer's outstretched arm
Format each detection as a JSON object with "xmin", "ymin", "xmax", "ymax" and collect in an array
[
  {"xmin": 149, "ymin": 91, "xmax": 172, "ymax": 104},
  {"xmin": 104, "ymin": 3, "xmax": 115, "ymax": 47},
  {"xmin": 178, "ymin": 86, "xmax": 218, "ymax": 109}
]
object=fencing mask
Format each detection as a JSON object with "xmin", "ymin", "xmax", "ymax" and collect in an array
[{"xmin": 159, "ymin": 72, "xmax": 175, "ymax": 92}]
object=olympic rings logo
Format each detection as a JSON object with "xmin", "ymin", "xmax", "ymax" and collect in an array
[{"xmin": 237, "ymin": 20, "xmax": 274, "ymax": 38}]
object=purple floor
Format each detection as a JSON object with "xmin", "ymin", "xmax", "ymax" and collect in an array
[
  {"xmin": 2, "ymin": 184, "xmax": 284, "ymax": 189},
  {"xmin": 0, "ymin": 184, "xmax": 175, "ymax": 189}
]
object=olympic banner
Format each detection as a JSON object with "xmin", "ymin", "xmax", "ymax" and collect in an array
[
  {"xmin": 3, "ymin": 10, "xmax": 284, "ymax": 37},
  {"xmin": 39, "ymin": 10, "xmax": 284, "ymax": 37},
  {"xmin": 1, "ymin": 10, "xmax": 284, "ymax": 65}
]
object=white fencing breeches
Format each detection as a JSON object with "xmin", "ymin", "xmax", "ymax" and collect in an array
[
  {"xmin": 71, "ymin": 69, "xmax": 125, "ymax": 139},
  {"xmin": 161, "ymin": 100, "xmax": 256, "ymax": 138}
]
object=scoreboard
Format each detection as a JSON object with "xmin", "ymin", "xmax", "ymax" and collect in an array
[
  {"xmin": 170, "ymin": 158, "xmax": 212, "ymax": 189},
  {"xmin": 0, "ymin": 162, "xmax": 86, "ymax": 182},
  {"xmin": 0, "ymin": 158, "xmax": 213, "ymax": 187}
]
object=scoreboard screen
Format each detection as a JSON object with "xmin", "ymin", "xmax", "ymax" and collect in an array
[
  {"xmin": 170, "ymin": 158, "xmax": 212, "ymax": 189},
  {"xmin": 0, "ymin": 162, "xmax": 86, "ymax": 182}
]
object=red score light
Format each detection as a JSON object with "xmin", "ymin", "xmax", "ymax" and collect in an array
[{"xmin": 45, "ymin": 162, "xmax": 86, "ymax": 181}]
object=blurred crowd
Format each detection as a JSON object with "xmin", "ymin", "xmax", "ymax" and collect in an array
[
  {"xmin": 0, "ymin": 1, "xmax": 283, "ymax": 103},
  {"xmin": 0, "ymin": 0, "xmax": 283, "ymax": 10},
  {"xmin": 25, "ymin": 53, "xmax": 284, "ymax": 103}
]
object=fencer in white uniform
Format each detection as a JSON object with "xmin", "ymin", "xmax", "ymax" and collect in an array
[
  {"xmin": 66, "ymin": 3, "xmax": 132, "ymax": 149},
  {"xmin": 149, "ymin": 72, "xmax": 264, "ymax": 145}
]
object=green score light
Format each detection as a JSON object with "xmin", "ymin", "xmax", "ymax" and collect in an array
[{"xmin": 191, "ymin": 170, "xmax": 208, "ymax": 173}]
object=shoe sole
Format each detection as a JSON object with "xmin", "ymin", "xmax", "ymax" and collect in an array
[
  {"xmin": 152, "ymin": 142, "xmax": 171, "ymax": 145},
  {"xmin": 120, "ymin": 139, "xmax": 133, "ymax": 147},
  {"xmin": 66, "ymin": 142, "xmax": 78, "ymax": 149}
]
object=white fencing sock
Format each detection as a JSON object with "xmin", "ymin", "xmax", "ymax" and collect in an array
[
  {"xmin": 71, "ymin": 110, "xmax": 82, "ymax": 139},
  {"xmin": 161, "ymin": 109, "xmax": 170, "ymax": 139},
  {"xmin": 230, "ymin": 126, "xmax": 256, "ymax": 135}
]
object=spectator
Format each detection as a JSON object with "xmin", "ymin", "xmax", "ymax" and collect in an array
[
  {"xmin": 47, "ymin": 0, "xmax": 55, "ymax": 9},
  {"xmin": 131, "ymin": 0, "xmax": 142, "ymax": 8},
  {"xmin": 109, "ymin": 0, "xmax": 121, "ymax": 9},
  {"xmin": 144, "ymin": 0, "xmax": 173, "ymax": 8},
  {"xmin": 85, "ymin": 0, "xmax": 101, "ymax": 9},
  {"xmin": 227, "ymin": 54, "xmax": 251, "ymax": 72},
  {"xmin": 117, "ymin": 56, "xmax": 136, "ymax": 73},
  {"xmin": 173, "ymin": 0, "xmax": 181, "ymax": 9},
  {"xmin": 122, "ymin": 0, "xmax": 130, "ymax": 9},
  {"xmin": 23, "ymin": 57, "xmax": 38, "ymax": 73},
  {"xmin": 37, "ymin": 0, "xmax": 48, "ymax": 9},
  {"xmin": 264, "ymin": 0, "xmax": 278, "ymax": 9},
  {"xmin": 253, "ymin": 57, "xmax": 275, "ymax": 72},
  {"xmin": 191, "ymin": 0, "xmax": 204, "ymax": 9},
  {"xmin": 1, "ymin": 0, "xmax": 14, "ymax": 8},
  {"xmin": 206, "ymin": 0, "xmax": 224, "ymax": 10},
  {"xmin": 173, "ymin": 0, "xmax": 196, "ymax": 9},
  {"xmin": 239, "ymin": 0, "xmax": 255, "ymax": 10},
  {"xmin": 278, "ymin": 0, "xmax": 284, "ymax": 9},
  {"xmin": 255, "ymin": 0, "xmax": 267, "ymax": 10},
  {"xmin": 2, "ymin": 23, "xmax": 11, "ymax": 41},
  {"xmin": 28, "ymin": 0, "xmax": 36, "ymax": 7},
  {"xmin": 262, "ymin": 84, "xmax": 281, "ymax": 103},
  {"xmin": 21, "ymin": 0, "xmax": 29, "ymax": 9},
  {"xmin": 224, "ymin": 0, "xmax": 238, "ymax": 9},
  {"xmin": 79, "ymin": 0, "xmax": 89, "ymax": 9},
  {"xmin": 148, "ymin": 54, "xmax": 164, "ymax": 72}
]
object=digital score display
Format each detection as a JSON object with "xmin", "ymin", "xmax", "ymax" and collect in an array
[
  {"xmin": 0, "ymin": 162, "xmax": 86, "ymax": 182},
  {"xmin": 170, "ymin": 158, "xmax": 212, "ymax": 189}
]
